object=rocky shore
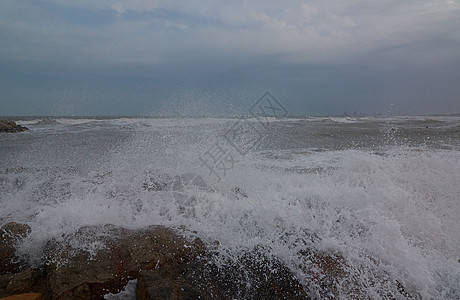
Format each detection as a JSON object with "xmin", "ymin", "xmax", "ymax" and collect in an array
[
  {"xmin": 0, "ymin": 121, "xmax": 28, "ymax": 133},
  {"xmin": 0, "ymin": 222, "xmax": 417, "ymax": 299},
  {"xmin": 0, "ymin": 222, "xmax": 309, "ymax": 299}
]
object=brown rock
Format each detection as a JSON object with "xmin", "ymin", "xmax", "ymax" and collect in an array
[
  {"xmin": 46, "ymin": 225, "xmax": 205, "ymax": 300},
  {"xmin": 297, "ymin": 248, "xmax": 420, "ymax": 299},
  {"xmin": 297, "ymin": 248, "xmax": 347, "ymax": 298},
  {"xmin": 136, "ymin": 269, "xmax": 202, "ymax": 300},
  {"xmin": 6, "ymin": 270, "xmax": 39, "ymax": 295},
  {"xmin": 0, "ymin": 274, "xmax": 13, "ymax": 290},
  {"xmin": 136, "ymin": 246, "xmax": 310, "ymax": 300},
  {"xmin": 122, "ymin": 226, "xmax": 205, "ymax": 271},
  {"xmin": 0, "ymin": 274, "xmax": 14, "ymax": 298},
  {"xmin": 0, "ymin": 121, "xmax": 28, "ymax": 133},
  {"xmin": 0, "ymin": 293, "xmax": 43, "ymax": 300},
  {"xmin": 46, "ymin": 225, "xmax": 310, "ymax": 299},
  {"xmin": 0, "ymin": 223, "xmax": 31, "ymax": 275}
]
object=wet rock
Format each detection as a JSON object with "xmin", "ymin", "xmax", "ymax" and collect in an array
[
  {"xmin": 297, "ymin": 248, "xmax": 420, "ymax": 299},
  {"xmin": 6, "ymin": 270, "xmax": 42, "ymax": 295},
  {"xmin": 123, "ymin": 227, "xmax": 205, "ymax": 271},
  {"xmin": 136, "ymin": 246, "xmax": 310, "ymax": 300},
  {"xmin": 0, "ymin": 275, "xmax": 13, "ymax": 290},
  {"xmin": 46, "ymin": 225, "xmax": 205, "ymax": 300},
  {"xmin": 2, "ymin": 222, "xmax": 417, "ymax": 299},
  {"xmin": 0, "ymin": 274, "xmax": 14, "ymax": 298},
  {"xmin": 46, "ymin": 225, "xmax": 308, "ymax": 299},
  {"xmin": 211, "ymin": 247, "xmax": 308, "ymax": 299},
  {"xmin": 0, "ymin": 223, "xmax": 31, "ymax": 275},
  {"xmin": 0, "ymin": 269, "xmax": 47, "ymax": 300},
  {"xmin": 136, "ymin": 269, "xmax": 202, "ymax": 300},
  {"xmin": 296, "ymin": 248, "xmax": 347, "ymax": 299},
  {"xmin": 0, "ymin": 293, "xmax": 43, "ymax": 300},
  {"xmin": 0, "ymin": 121, "xmax": 28, "ymax": 133}
]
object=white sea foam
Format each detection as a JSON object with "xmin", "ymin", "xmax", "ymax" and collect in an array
[{"xmin": 1, "ymin": 117, "xmax": 459, "ymax": 299}]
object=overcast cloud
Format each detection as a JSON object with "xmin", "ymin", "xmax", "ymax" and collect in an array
[{"xmin": 1, "ymin": 0, "xmax": 459, "ymax": 116}]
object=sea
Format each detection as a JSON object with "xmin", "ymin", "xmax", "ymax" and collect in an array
[{"xmin": 1, "ymin": 115, "xmax": 459, "ymax": 299}]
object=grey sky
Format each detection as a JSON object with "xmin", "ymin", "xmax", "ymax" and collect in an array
[{"xmin": 1, "ymin": 0, "xmax": 459, "ymax": 116}]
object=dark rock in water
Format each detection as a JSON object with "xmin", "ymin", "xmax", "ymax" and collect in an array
[
  {"xmin": 6, "ymin": 269, "xmax": 45, "ymax": 295},
  {"xmin": 1, "ymin": 222, "xmax": 418, "ymax": 299},
  {"xmin": 45, "ymin": 225, "xmax": 205, "ymax": 300},
  {"xmin": 207, "ymin": 247, "xmax": 308, "ymax": 299},
  {"xmin": 0, "ymin": 260, "xmax": 49, "ymax": 300},
  {"xmin": 0, "ymin": 121, "xmax": 28, "ymax": 133},
  {"xmin": 296, "ymin": 248, "xmax": 348, "ymax": 299},
  {"xmin": 0, "ymin": 223, "xmax": 31, "ymax": 275},
  {"xmin": 137, "ymin": 246, "xmax": 310, "ymax": 300},
  {"xmin": 0, "ymin": 274, "xmax": 13, "ymax": 290},
  {"xmin": 136, "ymin": 269, "xmax": 203, "ymax": 300},
  {"xmin": 0, "ymin": 223, "xmax": 39, "ymax": 298},
  {"xmin": 0, "ymin": 274, "xmax": 14, "ymax": 298},
  {"xmin": 45, "ymin": 225, "xmax": 308, "ymax": 300},
  {"xmin": 296, "ymin": 248, "xmax": 420, "ymax": 299}
]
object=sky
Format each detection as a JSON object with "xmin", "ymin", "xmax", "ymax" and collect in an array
[{"xmin": 1, "ymin": 0, "xmax": 459, "ymax": 116}]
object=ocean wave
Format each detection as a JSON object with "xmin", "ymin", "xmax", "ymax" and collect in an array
[{"xmin": 1, "ymin": 118, "xmax": 459, "ymax": 299}]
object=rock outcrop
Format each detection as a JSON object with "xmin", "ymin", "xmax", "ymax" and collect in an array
[
  {"xmin": 0, "ymin": 269, "xmax": 46, "ymax": 300},
  {"xmin": 45, "ymin": 225, "xmax": 206, "ymax": 299},
  {"xmin": 136, "ymin": 246, "xmax": 309, "ymax": 300},
  {"xmin": 0, "ymin": 223, "xmax": 47, "ymax": 298},
  {"xmin": 0, "ymin": 121, "xmax": 28, "ymax": 133},
  {"xmin": 0, "ymin": 223, "xmax": 31, "ymax": 275},
  {"xmin": 0, "ymin": 222, "xmax": 418, "ymax": 299},
  {"xmin": 5, "ymin": 269, "xmax": 46, "ymax": 296},
  {"xmin": 45, "ymin": 225, "xmax": 309, "ymax": 299}
]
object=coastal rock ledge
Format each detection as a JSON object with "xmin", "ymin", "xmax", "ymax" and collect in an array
[
  {"xmin": 0, "ymin": 223, "xmax": 309, "ymax": 300},
  {"xmin": 0, "ymin": 121, "xmax": 28, "ymax": 133}
]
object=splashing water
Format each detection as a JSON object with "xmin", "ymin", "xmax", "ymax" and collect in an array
[{"xmin": 1, "ymin": 116, "xmax": 459, "ymax": 299}]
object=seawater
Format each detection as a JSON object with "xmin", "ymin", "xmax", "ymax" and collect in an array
[{"xmin": 1, "ymin": 116, "xmax": 459, "ymax": 299}]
